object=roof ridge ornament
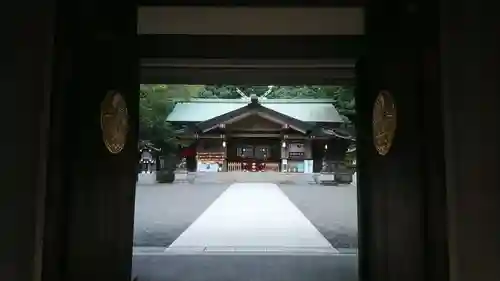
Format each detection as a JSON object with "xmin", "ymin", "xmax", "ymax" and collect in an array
[
  {"xmin": 259, "ymin": 85, "xmax": 275, "ymax": 100},
  {"xmin": 235, "ymin": 87, "xmax": 250, "ymax": 100},
  {"xmin": 235, "ymin": 86, "xmax": 275, "ymax": 101}
]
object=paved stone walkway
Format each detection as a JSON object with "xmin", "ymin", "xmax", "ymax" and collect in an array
[{"xmin": 165, "ymin": 183, "xmax": 337, "ymax": 254}]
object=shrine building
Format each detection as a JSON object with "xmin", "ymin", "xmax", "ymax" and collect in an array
[{"xmin": 168, "ymin": 94, "xmax": 353, "ymax": 173}]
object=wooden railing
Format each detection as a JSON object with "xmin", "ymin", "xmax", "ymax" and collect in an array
[{"xmin": 227, "ymin": 162, "xmax": 243, "ymax": 172}]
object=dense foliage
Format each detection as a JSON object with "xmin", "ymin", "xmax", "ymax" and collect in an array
[
  {"xmin": 139, "ymin": 84, "xmax": 356, "ymax": 152},
  {"xmin": 139, "ymin": 84, "xmax": 204, "ymax": 152},
  {"xmin": 196, "ymin": 85, "xmax": 355, "ymax": 117}
]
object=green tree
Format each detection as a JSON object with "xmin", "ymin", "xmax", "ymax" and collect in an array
[
  {"xmin": 266, "ymin": 86, "xmax": 320, "ymax": 99},
  {"xmin": 319, "ymin": 86, "xmax": 356, "ymax": 117},
  {"xmin": 139, "ymin": 84, "xmax": 203, "ymax": 152},
  {"xmin": 196, "ymin": 85, "xmax": 241, "ymax": 99}
]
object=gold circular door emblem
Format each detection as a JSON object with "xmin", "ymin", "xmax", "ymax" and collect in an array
[
  {"xmin": 101, "ymin": 91, "xmax": 129, "ymax": 154},
  {"xmin": 373, "ymin": 90, "xmax": 397, "ymax": 155}
]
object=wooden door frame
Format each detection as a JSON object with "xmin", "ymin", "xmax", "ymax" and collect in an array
[
  {"xmin": 141, "ymin": 58, "xmax": 357, "ymax": 85},
  {"xmin": 40, "ymin": 2, "xmax": 448, "ymax": 281}
]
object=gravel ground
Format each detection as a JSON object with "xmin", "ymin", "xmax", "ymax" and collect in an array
[
  {"xmin": 279, "ymin": 184, "xmax": 358, "ymax": 249},
  {"xmin": 133, "ymin": 182, "xmax": 358, "ymax": 249},
  {"xmin": 133, "ymin": 183, "xmax": 230, "ymax": 247}
]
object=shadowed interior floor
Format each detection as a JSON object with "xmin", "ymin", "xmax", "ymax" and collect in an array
[{"xmin": 132, "ymin": 254, "xmax": 358, "ymax": 281}]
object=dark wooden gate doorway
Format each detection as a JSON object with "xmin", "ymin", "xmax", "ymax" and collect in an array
[{"xmin": 38, "ymin": 2, "xmax": 448, "ymax": 281}]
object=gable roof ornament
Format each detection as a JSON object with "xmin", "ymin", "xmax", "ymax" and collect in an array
[
  {"xmin": 235, "ymin": 87, "xmax": 250, "ymax": 100},
  {"xmin": 235, "ymin": 85, "xmax": 275, "ymax": 101},
  {"xmin": 259, "ymin": 85, "xmax": 275, "ymax": 100}
]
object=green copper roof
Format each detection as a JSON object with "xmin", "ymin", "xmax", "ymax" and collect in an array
[{"xmin": 166, "ymin": 98, "xmax": 344, "ymax": 123}]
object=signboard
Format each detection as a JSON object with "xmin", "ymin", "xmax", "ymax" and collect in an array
[
  {"xmin": 289, "ymin": 152, "xmax": 305, "ymax": 158},
  {"xmin": 197, "ymin": 162, "xmax": 220, "ymax": 172}
]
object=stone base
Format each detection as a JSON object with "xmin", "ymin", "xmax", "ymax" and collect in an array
[
  {"xmin": 335, "ymin": 173, "xmax": 353, "ymax": 184},
  {"xmin": 186, "ymin": 172, "xmax": 196, "ymax": 184},
  {"xmin": 312, "ymin": 173, "xmax": 320, "ymax": 184},
  {"xmin": 185, "ymin": 171, "xmax": 315, "ymax": 185},
  {"xmin": 318, "ymin": 173, "xmax": 335, "ymax": 184}
]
